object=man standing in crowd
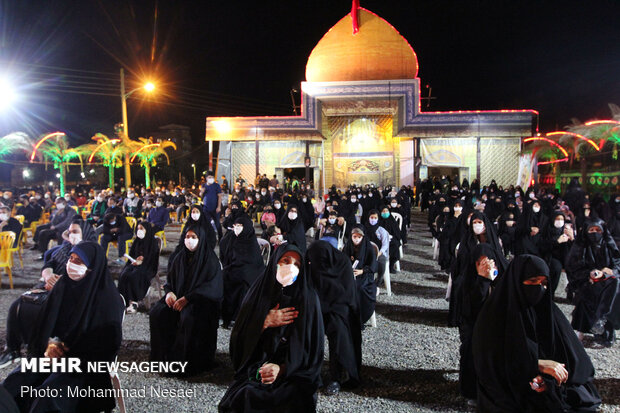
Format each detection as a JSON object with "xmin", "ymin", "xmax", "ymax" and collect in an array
[{"xmin": 201, "ymin": 171, "xmax": 223, "ymax": 240}]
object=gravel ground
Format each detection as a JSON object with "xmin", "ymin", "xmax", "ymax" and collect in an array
[{"xmin": 1, "ymin": 210, "xmax": 618, "ymax": 412}]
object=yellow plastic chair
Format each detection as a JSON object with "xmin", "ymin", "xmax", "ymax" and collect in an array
[
  {"xmin": 0, "ymin": 231, "xmax": 16, "ymax": 288},
  {"xmin": 155, "ymin": 230, "xmax": 166, "ymax": 247},
  {"xmin": 8, "ymin": 228, "xmax": 24, "ymax": 269},
  {"xmin": 125, "ymin": 217, "xmax": 137, "ymax": 231},
  {"xmin": 14, "ymin": 215, "xmax": 25, "ymax": 225}
]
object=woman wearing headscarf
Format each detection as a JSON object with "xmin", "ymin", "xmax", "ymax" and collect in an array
[
  {"xmin": 343, "ymin": 226, "xmax": 377, "ymax": 325},
  {"xmin": 448, "ymin": 211, "xmax": 505, "ymax": 327},
  {"xmin": 222, "ymin": 201, "xmax": 247, "ymax": 231},
  {"xmin": 515, "ymin": 199, "xmax": 549, "ymax": 256},
  {"xmin": 117, "ymin": 221, "xmax": 160, "ymax": 313},
  {"xmin": 0, "ymin": 219, "xmax": 96, "ymax": 368},
  {"xmin": 278, "ymin": 204, "xmax": 307, "ymax": 255},
  {"xmin": 458, "ymin": 243, "xmax": 506, "ymax": 403},
  {"xmin": 149, "ymin": 224, "xmax": 223, "ymax": 375},
  {"xmin": 435, "ymin": 204, "xmax": 454, "ymax": 271},
  {"xmin": 307, "ymin": 240, "xmax": 361, "ymax": 396},
  {"xmin": 181, "ymin": 204, "xmax": 217, "ymax": 250},
  {"xmin": 298, "ymin": 193, "xmax": 315, "ymax": 233},
  {"xmin": 566, "ymin": 219, "xmax": 620, "ymax": 347},
  {"xmin": 575, "ymin": 201, "xmax": 597, "ymax": 237},
  {"xmin": 539, "ymin": 211, "xmax": 574, "ymax": 297},
  {"xmin": 378, "ymin": 206, "xmax": 402, "ymax": 272},
  {"xmin": 473, "ymin": 255, "xmax": 601, "ymax": 412},
  {"xmin": 497, "ymin": 208, "xmax": 518, "ymax": 257},
  {"xmin": 2, "ymin": 241, "xmax": 124, "ymax": 413},
  {"xmin": 219, "ymin": 215, "xmax": 265, "ymax": 329},
  {"xmin": 219, "ymin": 244, "xmax": 324, "ymax": 413}
]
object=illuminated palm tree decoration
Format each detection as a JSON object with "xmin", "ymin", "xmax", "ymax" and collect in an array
[
  {"xmin": 567, "ymin": 103, "xmax": 620, "ymax": 160},
  {"xmin": 85, "ymin": 133, "xmax": 126, "ymax": 190},
  {"xmin": 128, "ymin": 137, "xmax": 176, "ymax": 189},
  {"xmin": 0, "ymin": 132, "xmax": 32, "ymax": 157},
  {"xmin": 30, "ymin": 132, "xmax": 85, "ymax": 196}
]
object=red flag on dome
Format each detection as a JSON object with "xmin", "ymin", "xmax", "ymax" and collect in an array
[{"xmin": 351, "ymin": 0, "xmax": 360, "ymax": 34}]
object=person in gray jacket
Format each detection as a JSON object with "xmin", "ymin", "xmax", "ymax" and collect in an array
[{"xmin": 32, "ymin": 197, "xmax": 77, "ymax": 259}]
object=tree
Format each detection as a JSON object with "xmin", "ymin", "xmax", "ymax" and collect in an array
[
  {"xmin": 30, "ymin": 132, "xmax": 85, "ymax": 196},
  {"xmin": 128, "ymin": 137, "xmax": 177, "ymax": 189},
  {"xmin": 85, "ymin": 133, "xmax": 126, "ymax": 190},
  {"xmin": 0, "ymin": 132, "xmax": 32, "ymax": 157}
]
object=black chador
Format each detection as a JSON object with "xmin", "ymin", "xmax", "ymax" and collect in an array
[
  {"xmin": 149, "ymin": 224, "xmax": 223, "ymax": 376},
  {"xmin": 219, "ymin": 244, "xmax": 324, "ymax": 413},
  {"xmin": 219, "ymin": 215, "xmax": 265, "ymax": 328}
]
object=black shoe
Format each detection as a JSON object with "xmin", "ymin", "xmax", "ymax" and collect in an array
[
  {"xmin": 325, "ymin": 381, "xmax": 340, "ymax": 396},
  {"xmin": 0, "ymin": 350, "xmax": 21, "ymax": 369},
  {"xmin": 603, "ymin": 322, "xmax": 615, "ymax": 348}
]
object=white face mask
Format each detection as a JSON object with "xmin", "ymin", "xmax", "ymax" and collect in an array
[
  {"xmin": 261, "ymin": 191, "xmax": 266, "ymax": 195},
  {"xmin": 288, "ymin": 212, "xmax": 297, "ymax": 220},
  {"xmin": 276, "ymin": 263, "xmax": 299, "ymax": 287},
  {"xmin": 97, "ymin": 197, "xmax": 103, "ymax": 202},
  {"xmin": 233, "ymin": 225, "xmax": 243, "ymax": 236},
  {"xmin": 454, "ymin": 206, "xmax": 462, "ymax": 212},
  {"xmin": 66, "ymin": 261, "xmax": 88, "ymax": 281},
  {"xmin": 532, "ymin": 205, "xmax": 541, "ymax": 213},
  {"xmin": 207, "ymin": 178, "xmax": 215, "ymax": 184},
  {"xmin": 554, "ymin": 220, "xmax": 564, "ymax": 229},
  {"xmin": 128, "ymin": 193, "xmax": 135, "ymax": 199},
  {"xmin": 328, "ymin": 217, "xmax": 336, "ymax": 225},
  {"xmin": 185, "ymin": 237, "xmax": 199, "ymax": 251},
  {"xmin": 191, "ymin": 212, "xmax": 201, "ymax": 221},
  {"xmin": 391, "ymin": 202, "xmax": 397, "ymax": 208},
  {"xmin": 274, "ymin": 203, "xmax": 281, "ymax": 210},
  {"xmin": 56, "ymin": 203, "xmax": 65, "ymax": 210},
  {"xmin": 352, "ymin": 236, "xmax": 362, "ymax": 245},
  {"xmin": 302, "ymin": 197, "xmax": 307, "ymax": 202},
  {"xmin": 472, "ymin": 223, "xmax": 485, "ymax": 235},
  {"xmin": 0, "ymin": 213, "xmax": 8, "ymax": 221},
  {"xmin": 155, "ymin": 201, "xmax": 163, "ymax": 207},
  {"xmin": 136, "ymin": 229, "xmax": 146, "ymax": 239},
  {"xmin": 64, "ymin": 195, "xmax": 71, "ymax": 200},
  {"xmin": 368, "ymin": 193, "xmax": 373, "ymax": 197},
  {"xmin": 529, "ymin": 193, "xmax": 536, "ymax": 199},
  {"xmin": 68, "ymin": 233, "xmax": 82, "ymax": 245},
  {"xmin": 369, "ymin": 217, "xmax": 378, "ymax": 225},
  {"xmin": 350, "ymin": 198, "xmax": 356, "ymax": 203}
]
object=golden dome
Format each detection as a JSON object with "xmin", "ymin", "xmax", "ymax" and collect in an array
[{"xmin": 306, "ymin": 8, "xmax": 418, "ymax": 82}]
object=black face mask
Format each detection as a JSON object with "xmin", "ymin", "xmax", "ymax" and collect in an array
[
  {"xmin": 587, "ymin": 232, "xmax": 603, "ymax": 244},
  {"xmin": 522, "ymin": 284, "xmax": 547, "ymax": 307}
]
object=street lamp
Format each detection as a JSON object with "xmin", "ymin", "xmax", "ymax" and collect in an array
[
  {"xmin": 120, "ymin": 68, "xmax": 155, "ymax": 190},
  {"xmin": 191, "ymin": 164, "xmax": 196, "ymax": 182}
]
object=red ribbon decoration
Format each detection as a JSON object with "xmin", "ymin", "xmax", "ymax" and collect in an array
[{"xmin": 351, "ymin": 0, "xmax": 360, "ymax": 34}]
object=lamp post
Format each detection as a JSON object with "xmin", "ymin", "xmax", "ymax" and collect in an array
[
  {"xmin": 120, "ymin": 68, "xmax": 155, "ymax": 191},
  {"xmin": 191, "ymin": 164, "xmax": 196, "ymax": 182}
]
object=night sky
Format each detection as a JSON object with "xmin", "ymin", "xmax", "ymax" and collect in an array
[{"xmin": 1, "ymin": 0, "xmax": 619, "ymax": 147}]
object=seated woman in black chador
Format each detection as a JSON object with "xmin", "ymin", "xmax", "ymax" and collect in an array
[
  {"xmin": 0, "ymin": 218, "xmax": 95, "ymax": 368},
  {"xmin": 378, "ymin": 205, "xmax": 402, "ymax": 272},
  {"xmin": 307, "ymin": 240, "xmax": 361, "ymax": 396},
  {"xmin": 342, "ymin": 225, "xmax": 377, "ymax": 325},
  {"xmin": 117, "ymin": 221, "xmax": 160, "ymax": 313},
  {"xmin": 149, "ymin": 224, "xmax": 223, "ymax": 376},
  {"xmin": 219, "ymin": 244, "xmax": 324, "ymax": 413},
  {"xmin": 539, "ymin": 211, "xmax": 574, "ymax": 297},
  {"xmin": 277, "ymin": 204, "xmax": 307, "ymax": 255},
  {"xmin": 567, "ymin": 218, "xmax": 620, "ymax": 347},
  {"xmin": 473, "ymin": 255, "xmax": 601, "ymax": 413},
  {"xmin": 219, "ymin": 215, "xmax": 265, "ymax": 329},
  {"xmin": 2, "ymin": 241, "xmax": 124, "ymax": 413},
  {"xmin": 181, "ymin": 204, "xmax": 217, "ymax": 250}
]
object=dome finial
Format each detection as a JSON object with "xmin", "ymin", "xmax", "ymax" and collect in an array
[{"xmin": 351, "ymin": 0, "xmax": 360, "ymax": 34}]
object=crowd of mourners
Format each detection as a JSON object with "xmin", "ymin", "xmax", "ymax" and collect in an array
[
  {"xmin": 427, "ymin": 176, "xmax": 619, "ymax": 412},
  {"xmin": 0, "ymin": 171, "xmax": 617, "ymax": 412}
]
